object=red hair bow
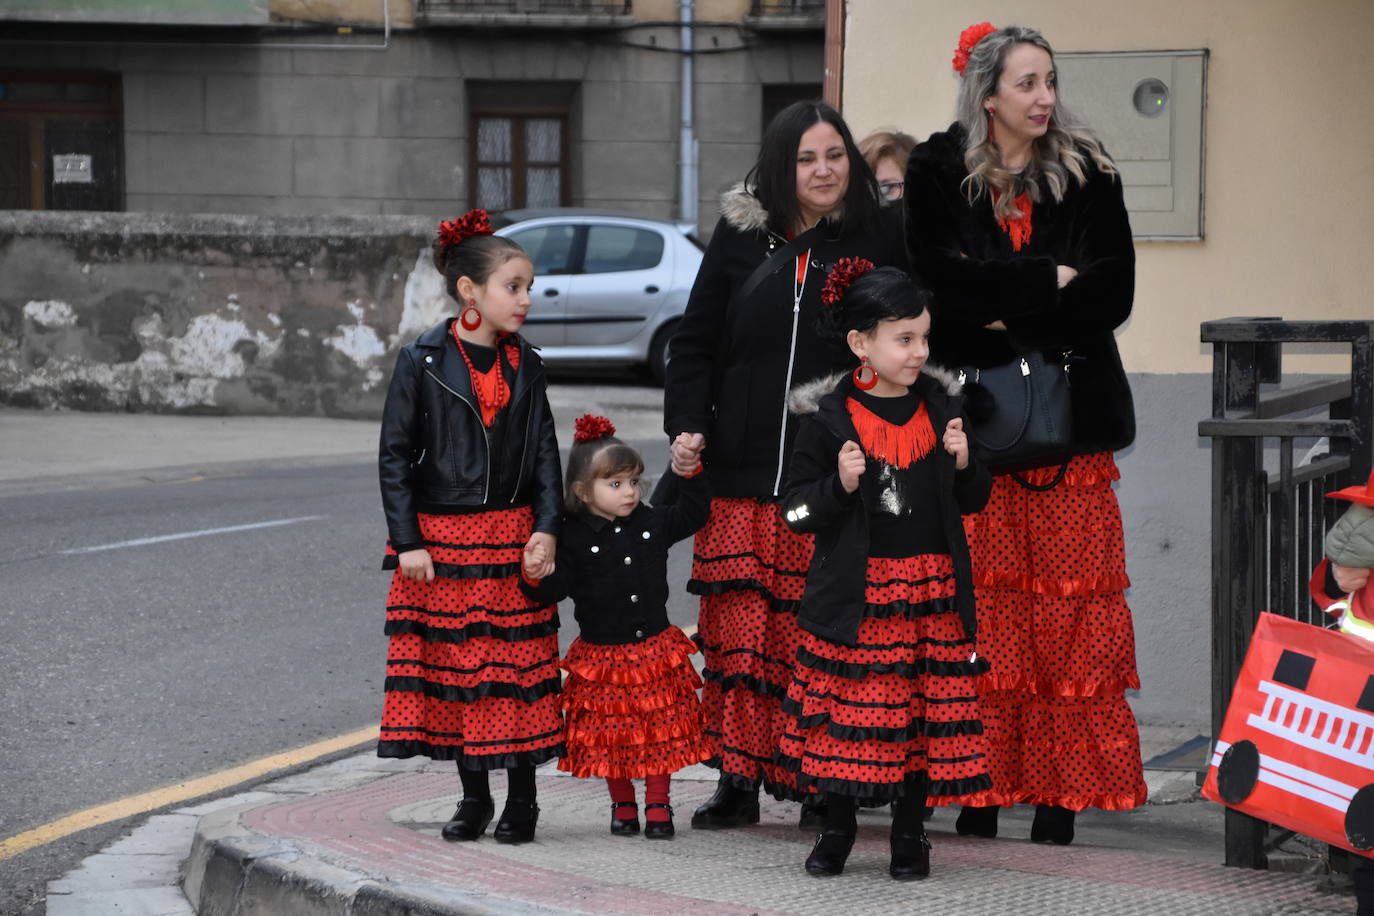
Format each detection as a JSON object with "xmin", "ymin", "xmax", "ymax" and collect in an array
[
  {"xmin": 573, "ymin": 414, "xmax": 616, "ymax": 444},
  {"xmin": 952, "ymin": 21, "xmax": 997, "ymax": 76},
  {"xmin": 436, "ymin": 209, "xmax": 493, "ymax": 248},
  {"xmin": 820, "ymin": 257, "xmax": 876, "ymax": 307}
]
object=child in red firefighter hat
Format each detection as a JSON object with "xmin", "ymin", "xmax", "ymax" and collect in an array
[{"xmin": 1310, "ymin": 469, "xmax": 1374, "ymax": 914}]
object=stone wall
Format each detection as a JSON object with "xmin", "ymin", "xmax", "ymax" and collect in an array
[{"xmin": 0, "ymin": 210, "xmax": 451, "ymax": 416}]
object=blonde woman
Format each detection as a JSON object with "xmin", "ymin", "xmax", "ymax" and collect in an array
[{"xmin": 903, "ymin": 23, "xmax": 1146, "ymax": 845}]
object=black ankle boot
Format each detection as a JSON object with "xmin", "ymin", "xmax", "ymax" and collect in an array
[
  {"xmin": 1030, "ymin": 804, "xmax": 1075, "ymax": 845},
  {"xmin": 889, "ymin": 830, "xmax": 932, "ymax": 880},
  {"xmin": 690, "ymin": 777, "xmax": 760, "ymax": 829},
  {"xmin": 643, "ymin": 803, "xmax": 675, "ymax": 839},
  {"xmin": 441, "ymin": 796, "xmax": 495, "ymax": 841},
  {"xmin": 610, "ymin": 802, "xmax": 639, "ymax": 836},
  {"xmin": 493, "ymin": 798, "xmax": 539, "ymax": 844},
  {"xmin": 955, "ymin": 804, "xmax": 999, "ymax": 838},
  {"xmin": 798, "ymin": 794, "xmax": 827, "ymax": 831},
  {"xmin": 804, "ymin": 830, "xmax": 856, "ymax": 876}
]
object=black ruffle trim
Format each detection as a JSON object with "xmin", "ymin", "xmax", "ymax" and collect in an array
[
  {"xmin": 384, "ymin": 618, "xmax": 559, "ymax": 644},
  {"xmin": 699, "ymin": 669, "xmax": 790, "ymax": 699},
  {"xmin": 705, "ymin": 755, "xmax": 810, "ymax": 803},
  {"xmin": 780, "ymin": 704, "xmax": 985, "ymax": 742},
  {"xmin": 377, "ymin": 741, "xmax": 564, "ymax": 770},
  {"xmin": 773, "ymin": 755, "xmax": 992, "ymax": 802},
  {"xmin": 387, "ymin": 602, "xmax": 554, "ymax": 621},
  {"xmin": 796, "ymin": 647, "xmax": 990, "ymax": 681},
  {"xmin": 382, "ymin": 556, "xmax": 521, "ymax": 580},
  {"xmin": 384, "ymin": 675, "xmax": 562, "ymax": 704},
  {"xmin": 686, "ymin": 578, "xmax": 802, "ymax": 613},
  {"xmin": 860, "ymin": 595, "xmax": 960, "ymax": 621}
]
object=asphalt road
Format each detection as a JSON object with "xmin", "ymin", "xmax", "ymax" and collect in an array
[{"xmin": 0, "ymin": 384, "xmax": 692, "ymax": 915}]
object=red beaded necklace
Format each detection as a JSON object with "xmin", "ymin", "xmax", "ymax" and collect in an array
[{"xmin": 449, "ymin": 322, "xmax": 520, "ymax": 426}]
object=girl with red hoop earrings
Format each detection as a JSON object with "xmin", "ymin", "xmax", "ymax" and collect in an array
[
  {"xmin": 776, "ymin": 261, "xmax": 992, "ymax": 880},
  {"xmin": 377, "ymin": 209, "xmax": 564, "ymax": 846}
]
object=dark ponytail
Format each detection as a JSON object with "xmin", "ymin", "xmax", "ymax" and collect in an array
[
  {"xmin": 814, "ymin": 266, "xmax": 929, "ymax": 342},
  {"xmin": 431, "ymin": 233, "xmax": 528, "ymax": 303}
]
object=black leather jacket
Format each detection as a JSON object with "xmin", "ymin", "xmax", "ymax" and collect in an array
[{"xmin": 379, "ymin": 318, "xmax": 562, "ymax": 552}]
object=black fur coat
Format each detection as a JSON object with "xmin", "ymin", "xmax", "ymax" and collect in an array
[{"xmin": 903, "ymin": 124, "xmax": 1135, "ymax": 458}]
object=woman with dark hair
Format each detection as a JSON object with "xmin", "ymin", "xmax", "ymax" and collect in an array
[
  {"xmin": 903, "ymin": 23, "xmax": 1147, "ymax": 845},
  {"xmin": 665, "ymin": 99, "xmax": 907, "ymax": 828}
]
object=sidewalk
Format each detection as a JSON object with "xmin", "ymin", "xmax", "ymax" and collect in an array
[
  {"xmin": 4, "ymin": 404, "xmax": 1356, "ymax": 915},
  {"xmin": 136, "ymin": 741, "xmax": 1355, "ymax": 916}
]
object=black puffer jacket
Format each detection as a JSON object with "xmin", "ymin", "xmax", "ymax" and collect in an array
[
  {"xmin": 781, "ymin": 368, "xmax": 990, "ymax": 646},
  {"xmin": 379, "ymin": 318, "xmax": 562, "ymax": 552},
  {"xmin": 904, "ymin": 124, "xmax": 1136, "ymax": 458},
  {"xmin": 665, "ymin": 183, "xmax": 908, "ymax": 498}
]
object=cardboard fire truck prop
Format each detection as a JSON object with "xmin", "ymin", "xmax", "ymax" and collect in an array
[{"xmin": 1202, "ymin": 612, "xmax": 1374, "ymax": 856}]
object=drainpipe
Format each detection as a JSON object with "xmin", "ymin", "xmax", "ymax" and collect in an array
[{"xmin": 678, "ymin": 0, "xmax": 698, "ymax": 233}]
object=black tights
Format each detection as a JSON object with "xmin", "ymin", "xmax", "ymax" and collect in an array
[
  {"xmin": 822, "ymin": 778, "xmax": 927, "ymax": 836},
  {"xmin": 457, "ymin": 763, "xmax": 536, "ymax": 802}
]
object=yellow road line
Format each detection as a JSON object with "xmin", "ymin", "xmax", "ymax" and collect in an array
[{"xmin": 0, "ymin": 724, "xmax": 378, "ymax": 861}]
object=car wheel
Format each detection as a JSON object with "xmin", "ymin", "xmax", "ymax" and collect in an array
[{"xmin": 648, "ymin": 320, "xmax": 678, "ymax": 386}]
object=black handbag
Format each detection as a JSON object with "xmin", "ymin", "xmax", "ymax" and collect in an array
[{"xmin": 957, "ymin": 350, "xmax": 1074, "ymax": 484}]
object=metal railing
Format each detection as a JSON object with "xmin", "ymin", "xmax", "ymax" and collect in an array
[
  {"xmin": 417, "ymin": 0, "xmax": 630, "ymax": 14},
  {"xmin": 1199, "ymin": 316, "xmax": 1374, "ymax": 869}
]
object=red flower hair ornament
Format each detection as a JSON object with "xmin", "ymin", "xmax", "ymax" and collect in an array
[
  {"xmin": 436, "ymin": 209, "xmax": 493, "ymax": 248},
  {"xmin": 573, "ymin": 414, "xmax": 616, "ymax": 444},
  {"xmin": 820, "ymin": 257, "xmax": 876, "ymax": 307},
  {"xmin": 952, "ymin": 21, "xmax": 997, "ymax": 76}
]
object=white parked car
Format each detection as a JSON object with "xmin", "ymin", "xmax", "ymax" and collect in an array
[{"xmin": 495, "ymin": 209, "xmax": 704, "ymax": 384}]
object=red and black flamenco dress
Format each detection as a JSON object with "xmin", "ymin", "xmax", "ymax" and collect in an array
[
  {"xmin": 560, "ymin": 626, "xmax": 712, "ymax": 779},
  {"xmin": 691, "ymin": 498, "xmax": 813, "ymax": 794},
  {"xmin": 959, "ymin": 452, "xmax": 1147, "ymax": 811},
  {"xmin": 776, "ymin": 395, "xmax": 992, "ymax": 804},
  {"xmin": 378, "ymin": 507, "xmax": 564, "ymax": 768},
  {"xmin": 377, "ymin": 336, "xmax": 562, "ymax": 769}
]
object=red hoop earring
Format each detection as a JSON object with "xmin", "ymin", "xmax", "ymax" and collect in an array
[
  {"xmin": 460, "ymin": 302, "xmax": 481, "ymax": 331},
  {"xmin": 852, "ymin": 358, "xmax": 878, "ymax": 391}
]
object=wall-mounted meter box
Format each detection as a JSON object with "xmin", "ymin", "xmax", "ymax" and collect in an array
[{"xmin": 1057, "ymin": 50, "xmax": 1207, "ymax": 240}]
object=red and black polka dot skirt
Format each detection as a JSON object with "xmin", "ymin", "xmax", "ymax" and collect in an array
[
  {"xmin": 378, "ymin": 506, "xmax": 564, "ymax": 770},
  {"xmin": 690, "ymin": 497, "xmax": 813, "ymax": 794},
  {"xmin": 559, "ymin": 626, "xmax": 712, "ymax": 780},
  {"xmin": 959, "ymin": 451, "xmax": 1148, "ymax": 811},
  {"xmin": 775, "ymin": 554, "xmax": 992, "ymax": 803}
]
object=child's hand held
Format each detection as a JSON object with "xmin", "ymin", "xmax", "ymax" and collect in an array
[
  {"xmin": 943, "ymin": 418, "xmax": 969, "ymax": 470},
  {"xmin": 524, "ymin": 532, "xmax": 557, "ymax": 579},
  {"xmin": 398, "ymin": 548, "xmax": 435, "ymax": 583},
  {"xmin": 1334, "ymin": 562, "xmax": 1372, "ymax": 594},
  {"xmin": 838, "ymin": 440, "xmax": 866, "ymax": 493}
]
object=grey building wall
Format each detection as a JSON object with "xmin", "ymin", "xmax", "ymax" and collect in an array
[{"xmin": 0, "ymin": 28, "xmax": 823, "ymax": 233}]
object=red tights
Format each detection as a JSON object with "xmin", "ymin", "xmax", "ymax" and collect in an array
[{"xmin": 606, "ymin": 775, "xmax": 672, "ymax": 822}]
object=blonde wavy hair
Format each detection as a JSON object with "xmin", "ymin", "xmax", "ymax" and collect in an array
[{"xmin": 956, "ymin": 25, "xmax": 1117, "ymax": 220}]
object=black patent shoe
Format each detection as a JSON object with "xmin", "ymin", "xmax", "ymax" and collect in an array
[
  {"xmin": 889, "ymin": 831, "xmax": 932, "ymax": 880},
  {"xmin": 690, "ymin": 779, "xmax": 760, "ymax": 829},
  {"xmin": 1030, "ymin": 804, "xmax": 1075, "ymax": 845},
  {"xmin": 804, "ymin": 830, "xmax": 856, "ymax": 876},
  {"xmin": 493, "ymin": 798, "xmax": 540, "ymax": 845},
  {"xmin": 954, "ymin": 804, "xmax": 999, "ymax": 838},
  {"xmin": 798, "ymin": 794, "xmax": 827, "ymax": 831},
  {"xmin": 610, "ymin": 802, "xmax": 640, "ymax": 836},
  {"xmin": 441, "ymin": 796, "xmax": 495, "ymax": 842},
  {"xmin": 643, "ymin": 803, "xmax": 675, "ymax": 839}
]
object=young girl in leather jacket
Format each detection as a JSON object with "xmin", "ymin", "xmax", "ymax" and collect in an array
[
  {"xmin": 777, "ymin": 261, "xmax": 991, "ymax": 880},
  {"xmin": 377, "ymin": 209, "xmax": 563, "ymax": 846}
]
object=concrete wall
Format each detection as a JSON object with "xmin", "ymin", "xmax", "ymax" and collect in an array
[
  {"xmin": 0, "ymin": 26, "xmax": 822, "ymax": 235},
  {"xmin": 0, "ymin": 211, "xmax": 449, "ymax": 416},
  {"xmin": 840, "ymin": 0, "xmax": 1374, "ymax": 728}
]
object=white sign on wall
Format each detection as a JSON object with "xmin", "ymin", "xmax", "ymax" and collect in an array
[{"xmin": 53, "ymin": 154, "xmax": 94, "ymax": 185}]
